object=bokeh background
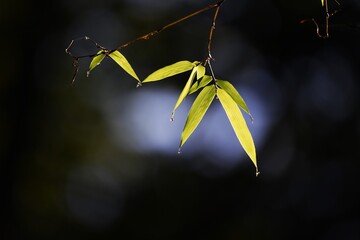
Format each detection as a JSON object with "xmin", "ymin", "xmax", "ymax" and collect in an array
[{"xmin": 1, "ymin": 0, "xmax": 359, "ymax": 239}]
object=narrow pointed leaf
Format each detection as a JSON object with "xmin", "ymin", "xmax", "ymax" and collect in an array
[
  {"xmin": 189, "ymin": 75, "xmax": 213, "ymax": 94},
  {"xmin": 171, "ymin": 66, "xmax": 197, "ymax": 120},
  {"xmin": 179, "ymin": 85, "xmax": 216, "ymax": 149},
  {"xmin": 321, "ymin": 0, "xmax": 324, "ymax": 6},
  {"xmin": 87, "ymin": 50, "xmax": 106, "ymax": 76},
  {"xmin": 217, "ymin": 88, "xmax": 258, "ymax": 173},
  {"xmin": 217, "ymin": 80, "xmax": 252, "ymax": 117},
  {"xmin": 143, "ymin": 61, "xmax": 194, "ymax": 83},
  {"xmin": 109, "ymin": 50, "xmax": 140, "ymax": 82},
  {"xmin": 196, "ymin": 64, "xmax": 206, "ymax": 80}
]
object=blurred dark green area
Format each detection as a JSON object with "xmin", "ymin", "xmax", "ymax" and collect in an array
[{"xmin": 1, "ymin": 0, "xmax": 360, "ymax": 239}]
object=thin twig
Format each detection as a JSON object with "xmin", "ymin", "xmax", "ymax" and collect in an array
[
  {"xmin": 205, "ymin": 1, "xmax": 226, "ymax": 88},
  {"xmin": 117, "ymin": 0, "xmax": 226, "ymax": 51},
  {"xmin": 65, "ymin": 36, "xmax": 107, "ymax": 84},
  {"xmin": 300, "ymin": 0, "xmax": 341, "ymax": 38},
  {"xmin": 205, "ymin": 3, "xmax": 223, "ymax": 86},
  {"xmin": 207, "ymin": 60, "xmax": 217, "ymax": 83},
  {"xmin": 207, "ymin": 5, "xmax": 221, "ymax": 59}
]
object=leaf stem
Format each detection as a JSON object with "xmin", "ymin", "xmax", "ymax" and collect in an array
[{"xmin": 207, "ymin": 60, "xmax": 217, "ymax": 84}]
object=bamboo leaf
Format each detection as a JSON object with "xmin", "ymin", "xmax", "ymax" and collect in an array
[
  {"xmin": 109, "ymin": 50, "xmax": 140, "ymax": 82},
  {"xmin": 216, "ymin": 80, "xmax": 252, "ymax": 118},
  {"xmin": 189, "ymin": 75, "xmax": 213, "ymax": 94},
  {"xmin": 87, "ymin": 50, "xmax": 106, "ymax": 77},
  {"xmin": 196, "ymin": 64, "xmax": 206, "ymax": 80},
  {"xmin": 179, "ymin": 85, "xmax": 216, "ymax": 150},
  {"xmin": 171, "ymin": 66, "xmax": 197, "ymax": 120},
  {"xmin": 217, "ymin": 88, "xmax": 258, "ymax": 174},
  {"xmin": 143, "ymin": 60, "xmax": 194, "ymax": 83}
]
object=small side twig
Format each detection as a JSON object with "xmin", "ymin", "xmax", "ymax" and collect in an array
[
  {"xmin": 301, "ymin": 0, "xmax": 341, "ymax": 39},
  {"xmin": 65, "ymin": 36, "xmax": 106, "ymax": 84}
]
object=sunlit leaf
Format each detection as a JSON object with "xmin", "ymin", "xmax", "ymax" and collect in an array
[
  {"xmin": 216, "ymin": 80, "xmax": 252, "ymax": 118},
  {"xmin": 179, "ymin": 85, "xmax": 216, "ymax": 150},
  {"xmin": 87, "ymin": 50, "xmax": 106, "ymax": 76},
  {"xmin": 109, "ymin": 50, "xmax": 140, "ymax": 82},
  {"xmin": 321, "ymin": 0, "xmax": 325, "ymax": 6},
  {"xmin": 171, "ymin": 66, "xmax": 198, "ymax": 120},
  {"xmin": 196, "ymin": 64, "xmax": 206, "ymax": 80},
  {"xmin": 143, "ymin": 60, "xmax": 194, "ymax": 83},
  {"xmin": 217, "ymin": 88, "xmax": 258, "ymax": 174},
  {"xmin": 189, "ymin": 75, "xmax": 213, "ymax": 94}
]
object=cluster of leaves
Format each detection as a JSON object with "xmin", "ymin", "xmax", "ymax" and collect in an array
[
  {"xmin": 87, "ymin": 51, "xmax": 258, "ymax": 174},
  {"xmin": 67, "ymin": 0, "xmax": 347, "ymax": 177},
  {"xmin": 69, "ymin": 0, "xmax": 347, "ymax": 177}
]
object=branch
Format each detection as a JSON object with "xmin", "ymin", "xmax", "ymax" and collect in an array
[
  {"xmin": 207, "ymin": 5, "xmax": 221, "ymax": 59},
  {"xmin": 205, "ymin": 2, "xmax": 225, "ymax": 87},
  {"xmin": 65, "ymin": 0, "xmax": 226, "ymax": 84},
  {"xmin": 117, "ymin": 0, "xmax": 226, "ymax": 51}
]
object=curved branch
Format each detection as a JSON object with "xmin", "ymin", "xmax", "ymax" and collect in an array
[{"xmin": 116, "ymin": 0, "xmax": 226, "ymax": 51}]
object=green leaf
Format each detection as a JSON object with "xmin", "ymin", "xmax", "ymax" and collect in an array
[
  {"xmin": 109, "ymin": 50, "xmax": 140, "ymax": 82},
  {"xmin": 217, "ymin": 88, "xmax": 258, "ymax": 174},
  {"xmin": 216, "ymin": 80, "xmax": 252, "ymax": 118},
  {"xmin": 321, "ymin": 0, "xmax": 324, "ymax": 6},
  {"xmin": 179, "ymin": 85, "xmax": 216, "ymax": 150},
  {"xmin": 189, "ymin": 75, "xmax": 213, "ymax": 94},
  {"xmin": 143, "ymin": 61, "xmax": 194, "ymax": 83},
  {"xmin": 171, "ymin": 66, "xmax": 197, "ymax": 120},
  {"xmin": 196, "ymin": 64, "xmax": 206, "ymax": 80},
  {"xmin": 87, "ymin": 50, "xmax": 106, "ymax": 77}
]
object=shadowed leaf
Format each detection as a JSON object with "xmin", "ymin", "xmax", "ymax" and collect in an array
[
  {"xmin": 143, "ymin": 61, "xmax": 194, "ymax": 83},
  {"xmin": 109, "ymin": 50, "xmax": 140, "ymax": 82},
  {"xmin": 171, "ymin": 66, "xmax": 198, "ymax": 120},
  {"xmin": 189, "ymin": 75, "xmax": 213, "ymax": 94},
  {"xmin": 196, "ymin": 64, "xmax": 206, "ymax": 80},
  {"xmin": 179, "ymin": 85, "xmax": 216, "ymax": 150},
  {"xmin": 217, "ymin": 88, "xmax": 258, "ymax": 174}
]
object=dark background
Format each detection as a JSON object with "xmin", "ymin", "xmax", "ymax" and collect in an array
[{"xmin": 1, "ymin": 0, "xmax": 359, "ymax": 239}]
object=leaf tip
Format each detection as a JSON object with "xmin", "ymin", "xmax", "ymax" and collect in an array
[
  {"xmin": 136, "ymin": 82, "xmax": 142, "ymax": 88},
  {"xmin": 177, "ymin": 148, "xmax": 182, "ymax": 154},
  {"xmin": 256, "ymin": 169, "xmax": 260, "ymax": 177}
]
